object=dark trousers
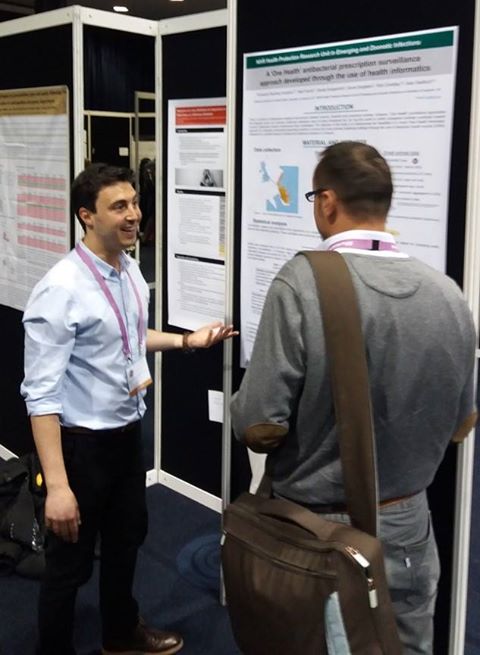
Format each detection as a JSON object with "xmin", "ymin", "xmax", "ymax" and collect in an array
[{"xmin": 37, "ymin": 422, "xmax": 148, "ymax": 655}]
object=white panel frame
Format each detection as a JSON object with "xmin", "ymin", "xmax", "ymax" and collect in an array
[
  {"xmin": 0, "ymin": 444, "xmax": 17, "ymax": 460},
  {"xmin": 222, "ymin": 0, "xmax": 237, "ymax": 512},
  {"xmin": 0, "ymin": 6, "xmax": 74, "ymax": 37},
  {"xmin": 79, "ymin": 5, "xmax": 156, "ymax": 36},
  {"xmin": 154, "ymin": 31, "xmax": 164, "ymax": 491},
  {"xmin": 72, "ymin": 5, "xmax": 85, "ymax": 243},
  {"xmin": 153, "ymin": 10, "xmax": 228, "ymax": 513},
  {"xmin": 133, "ymin": 90, "xmax": 155, "ymax": 262},
  {"xmin": 449, "ymin": 1, "xmax": 480, "ymax": 651},
  {"xmin": 158, "ymin": 9, "xmax": 227, "ymax": 36},
  {"xmin": 158, "ymin": 471, "xmax": 222, "ymax": 512}
]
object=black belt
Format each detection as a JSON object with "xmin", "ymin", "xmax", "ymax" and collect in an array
[{"xmin": 61, "ymin": 421, "xmax": 139, "ymax": 436}]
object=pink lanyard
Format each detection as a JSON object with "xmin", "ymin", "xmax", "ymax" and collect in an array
[
  {"xmin": 327, "ymin": 238, "xmax": 399, "ymax": 252},
  {"xmin": 75, "ymin": 244, "xmax": 144, "ymax": 359}
]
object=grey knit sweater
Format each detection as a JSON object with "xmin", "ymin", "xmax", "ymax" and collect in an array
[{"xmin": 231, "ymin": 252, "xmax": 476, "ymax": 505}]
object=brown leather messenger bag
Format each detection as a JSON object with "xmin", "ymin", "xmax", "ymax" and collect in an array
[{"xmin": 221, "ymin": 250, "xmax": 403, "ymax": 654}]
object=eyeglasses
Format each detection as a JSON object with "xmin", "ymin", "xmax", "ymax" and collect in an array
[{"xmin": 305, "ymin": 187, "xmax": 328, "ymax": 202}]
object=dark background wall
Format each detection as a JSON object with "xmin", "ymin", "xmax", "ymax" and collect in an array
[
  {"xmin": 160, "ymin": 26, "xmax": 229, "ymax": 496},
  {"xmin": 83, "ymin": 26, "xmax": 154, "ymax": 112},
  {"xmin": 231, "ymin": 1, "xmax": 476, "ymax": 652}
]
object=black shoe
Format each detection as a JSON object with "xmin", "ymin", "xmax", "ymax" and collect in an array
[{"xmin": 102, "ymin": 620, "xmax": 183, "ymax": 655}]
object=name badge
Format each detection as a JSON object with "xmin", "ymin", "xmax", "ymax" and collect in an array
[{"xmin": 127, "ymin": 356, "xmax": 152, "ymax": 397}]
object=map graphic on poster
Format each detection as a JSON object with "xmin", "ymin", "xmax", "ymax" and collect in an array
[{"xmin": 260, "ymin": 162, "xmax": 299, "ymax": 214}]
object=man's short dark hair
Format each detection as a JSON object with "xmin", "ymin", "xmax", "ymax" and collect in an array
[
  {"xmin": 313, "ymin": 141, "xmax": 393, "ymax": 218},
  {"xmin": 71, "ymin": 163, "xmax": 135, "ymax": 229}
]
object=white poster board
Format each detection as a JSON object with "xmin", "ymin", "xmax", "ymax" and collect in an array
[
  {"xmin": 241, "ymin": 27, "xmax": 458, "ymax": 366},
  {"xmin": 167, "ymin": 98, "xmax": 227, "ymax": 330},
  {"xmin": 0, "ymin": 86, "xmax": 70, "ymax": 311}
]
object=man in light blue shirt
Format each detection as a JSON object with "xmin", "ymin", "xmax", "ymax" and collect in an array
[{"xmin": 21, "ymin": 163, "xmax": 236, "ymax": 655}]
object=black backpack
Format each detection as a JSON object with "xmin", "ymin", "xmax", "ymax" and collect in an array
[{"xmin": 0, "ymin": 453, "xmax": 46, "ymax": 578}]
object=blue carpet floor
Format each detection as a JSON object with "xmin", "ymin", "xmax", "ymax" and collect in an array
[{"xmin": 0, "ymin": 484, "xmax": 241, "ymax": 655}]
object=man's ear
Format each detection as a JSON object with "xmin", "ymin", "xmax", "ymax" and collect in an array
[
  {"xmin": 321, "ymin": 189, "xmax": 339, "ymax": 224},
  {"xmin": 78, "ymin": 207, "xmax": 93, "ymax": 229}
]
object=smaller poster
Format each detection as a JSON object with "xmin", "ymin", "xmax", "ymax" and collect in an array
[
  {"xmin": 0, "ymin": 86, "xmax": 70, "ymax": 311},
  {"xmin": 167, "ymin": 98, "xmax": 227, "ymax": 330}
]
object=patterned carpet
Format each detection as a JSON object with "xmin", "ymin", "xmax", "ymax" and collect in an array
[{"xmin": 0, "ymin": 484, "xmax": 240, "ymax": 655}]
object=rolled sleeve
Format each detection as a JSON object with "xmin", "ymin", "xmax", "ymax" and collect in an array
[
  {"xmin": 21, "ymin": 284, "xmax": 77, "ymax": 417},
  {"xmin": 231, "ymin": 277, "xmax": 305, "ymax": 444}
]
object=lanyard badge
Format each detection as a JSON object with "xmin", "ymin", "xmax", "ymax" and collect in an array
[{"xmin": 127, "ymin": 357, "xmax": 152, "ymax": 396}]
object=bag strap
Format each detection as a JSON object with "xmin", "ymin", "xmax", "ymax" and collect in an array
[{"xmin": 301, "ymin": 250, "xmax": 378, "ymax": 537}]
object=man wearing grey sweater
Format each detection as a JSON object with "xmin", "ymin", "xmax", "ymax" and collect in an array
[{"xmin": 230, "ymin": 141, "xmax": 477, "ymax": 654}]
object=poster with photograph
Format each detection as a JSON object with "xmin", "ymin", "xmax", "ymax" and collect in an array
[{"xmin": 167, "ymin": 98, "xmax": 227, "ymax": 330}]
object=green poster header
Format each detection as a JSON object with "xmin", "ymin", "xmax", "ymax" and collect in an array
[{"xmin": 246, "ymin": 30, "xmax": 454, "ymax": 69}]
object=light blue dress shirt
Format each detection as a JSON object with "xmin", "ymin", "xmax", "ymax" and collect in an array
[{"xmin": 21, "ymin": 241, "xmax": 150, "ymax": 429}]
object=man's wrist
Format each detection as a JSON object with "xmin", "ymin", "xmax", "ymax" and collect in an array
[
  {"xmin": 46, "ymin": 479, "xmax": 70, "ymax": 493},
  {"xmin": 182, "ymin": 331, "xmax": 196, "ymax": 353}
]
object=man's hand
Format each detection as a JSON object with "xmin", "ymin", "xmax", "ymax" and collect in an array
[
  {"xmin": 187, "ymin": 321, "xmax": 239, "ymax": 349},
  {"xmin": 45, "ymin": 485, "xmax": 81, "ymax": 543}
]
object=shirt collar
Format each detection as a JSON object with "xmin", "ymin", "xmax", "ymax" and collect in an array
[
  {"xmin": 320, "ymin": 229, "xmax": 397, "ymax": 251},
  {"xmin": 76, "ymin": 240, "xmax": 131, "ymax": 278}
]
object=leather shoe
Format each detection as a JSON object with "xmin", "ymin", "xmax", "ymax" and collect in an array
[{"xmin": 102, "ymin": 619, "xmax": 183, "ymax": 655}]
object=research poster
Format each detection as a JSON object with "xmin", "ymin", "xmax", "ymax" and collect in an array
[
  {"xmin": 240, "ymin": 27, "xmax": 458, "ymax": 366},
  {"xmin": 0, "ymin": 86, "xmax": 70, "ymax": 311},
  {"xmin": 167, "ymin": 98, "xmax": 227, "ymax": 330}
]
